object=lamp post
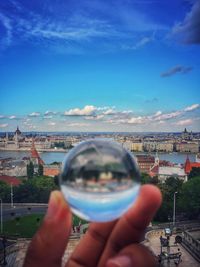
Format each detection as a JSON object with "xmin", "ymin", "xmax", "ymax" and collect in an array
[
  {"xmin": 0, "ymin": 198, "xmax": 3, "ymax": 233},
  {"xmin": 173, "ymin": 192, "xmax": 178, "ymax": 226},
  {"xmin": 10, "ymin": 183, "xmax": 14, "ymax": 208}
]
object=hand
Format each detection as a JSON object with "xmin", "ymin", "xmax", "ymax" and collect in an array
[{"xmin": 23, "ymin": 185, "xmax": 162, "ymax": 267}]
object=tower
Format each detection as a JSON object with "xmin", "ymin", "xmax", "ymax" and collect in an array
[
  {"xmin": 155, "ymin": 151, "xmax": 159, "ymax": 166},
  {"xmin": 30, "ymin": 140, "xmax": 44, "ymax": 166},
  {"xmin": 184, "ymin": 155, "xmax": 191, "ymax": 174}
]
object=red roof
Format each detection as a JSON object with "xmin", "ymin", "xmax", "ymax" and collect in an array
[
  {"xmin": 184, "ymin": 156, "xmax": 200, "ymax": 174},
  {"xmin": 0, "ymin": 175, "xmax": 21, "ymax": 186},
  {"xmin": 31, "ymin": 142, "xmax": 40, "ymax": 158},
  {"xmin": 31, "ymin": 141, "xmax": 44, "ymax": 165},
  {"xmin": 136, "ymin": 155, "xmax": 155, "ymax": 163}
]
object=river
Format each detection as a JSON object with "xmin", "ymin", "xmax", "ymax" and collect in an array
[{"xmin": 0, "ymin": 150, "xmax": 197, "ymax": 164}]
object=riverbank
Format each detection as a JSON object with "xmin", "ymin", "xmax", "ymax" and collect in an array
[
  {"xmin": 0, "ymin": 147, "xmax": 67, "ymax": 152},
  {"xmin": 0, "ymin": 150, "xmax": 196, "ymax": 164}
]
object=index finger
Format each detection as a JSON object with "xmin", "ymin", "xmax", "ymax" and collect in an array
[{"xmin": 98, "ymin": 184, "xmax": 162, "ymax": 267}]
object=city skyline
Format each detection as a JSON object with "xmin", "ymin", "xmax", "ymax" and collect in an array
[{"xmin": 0, "ymin": 0, "xmax": 200, "ymax": 132}]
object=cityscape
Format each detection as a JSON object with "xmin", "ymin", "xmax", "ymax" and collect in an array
[
  {"xmin": 1, "ymin": 0, "xmax": 200, "ymax": 266},
  {"xmin": 0, "ymin": 127, "xmax": 200, "ymax": 266}
]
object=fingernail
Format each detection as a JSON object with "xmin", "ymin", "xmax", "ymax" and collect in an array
[
  {"xmin": 45, "ymin": 191, "xmax": 62, "ymax": 220},
  {"xmin": 107, "ymin": 255, "xmax": 132, "ymax": 267}
]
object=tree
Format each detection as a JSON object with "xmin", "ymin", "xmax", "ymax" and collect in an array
[
  {"xmin": 140, "ymin": 173, "xmax": 158, "ymax": 185},
  {"xmin": 141, "ymin": 173, "xmax": 151, "ymax": 184},
  {"xmin": 38, "ymin": 164, "xmax": 43, "ymax": 176},
  {"xmin": 0, "ymin": 181, "xmax": 10, "ymax": 202},
  {"xmin": 14, "ymin": 176, "xmax": 58, "ymax": 203},
  {"xmin": 54, "ymin": 175, "xmax": 59, "ymax": 186},
  {"xmin": 178, "ymin": 176, "xmax": 200, "ymax": 219},
  {"xmin": 27, "ymin": 161, "xmax": 34, "ymax": 179},
  {"xmin": 188, "ymin": 167, "xmax": 200, "ymax": 179},
  {"xmin": 154, "ymin": 177, "xmax": 183, "ymax": 222}
]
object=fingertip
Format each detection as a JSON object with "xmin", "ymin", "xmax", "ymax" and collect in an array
[
  {"xmin": 23, "ymin": 191, "xmax": 72, "ymax": 266},
  {"xmin": 140, "ymin": 184, "xmax": 162, "ymax": 208},
  {"xmin": 45, "ymin": 190, "xmax": 71, "ymax": 221}
]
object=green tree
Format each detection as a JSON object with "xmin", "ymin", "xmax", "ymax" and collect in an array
[
  {"xmin": 140, "ymin": 173, "xmax": 158, "ymax": 185},
  {"xmin": 178, "ymin": 176, "xmax": 200, "ymax": 219},
  {"xmin": 0, "ymin": 181, "xmax": 10, "ymax": 202},
  {"xmin": 27, "ymin": 161, "xmax": 34, "ymax": 179},
  {"xmin": 14, "ymin": 176, "xmax": 58, "ymax": 203},
  {"xmin": 54, "ymin": 175, "xmax": 59, "ymax": 186},
  {"xmin": 38, "ymin": 164, "xmax": 43, "ymax": 176},
  {"xmin": 188, "ymin": 167, "xmax": 200, "ymax": 179},
  {"xmin": 141, "ymin": 173, "xmax": 151, "ymax": 184},
  {"xmin": 154, "ymin": 177, "xmax": 183, "ymax": 222}
]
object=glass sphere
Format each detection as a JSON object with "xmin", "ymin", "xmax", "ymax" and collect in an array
[{"xmin": 60, "ymin": 139, "xmax": 141, "ymax": 222}]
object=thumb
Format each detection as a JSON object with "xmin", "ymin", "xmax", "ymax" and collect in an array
[
  {"xmin": 23, "ymin": 191, "xmax": 72, "ymax": 267},
  {"xmin": 106, "ymin": 243, "xmax": 157, "ymax": 267}
]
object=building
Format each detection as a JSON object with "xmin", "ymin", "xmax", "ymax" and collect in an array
[
  {"xmin": 176, "ymin": 142, "xmax": 199, "ymax": 153},
  {"xmin": 30, "ymin": 141, "xmax": 44, "ymax": 166},
  {"xmin": 0, "ymin": 175, "xmax": 22, "ymax": 186},
  {"xmin": 122, "ymin": 141, "xmax": 132, "ymax": 151},
  {"xmin": 0, "ymin": 159, "xmax": 27, "ymax": 177},
  {"xmin": 143, "ymin": 142, "xmax": 157, "ymax": 152},
  {"xmin": 196, "ymin": 153, "xmax": 200, "ymax": 163},
  {"xmin": 131, "ymin": 142, "xmax": 143, "ymax": 152},
  {"xmin": 158, "ymin": 166, "xmax": 187, "ymax": 183},
  {"xmin": 43, "ymin": 164, "xmax": 61, "ymax": 177},
  {"xmin": 184, "ymin": 156, "xmax": 200, "ymax": 174},
  {"xmin": 156, "ymin": 142, "xmax": 173, "ymax": 152},
  {"xmin": 182, "ymin": 228, "xmax": 200, "ymax": 262},
  {"xmin": 136, "ymin": 155, "xmax": 155, "ymax": 173},
  {"xmin": 181, "ymin": 128, "xmax": 193, "ymax": 140}
]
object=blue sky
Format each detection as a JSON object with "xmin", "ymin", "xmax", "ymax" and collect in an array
[{"xmin": 0, "ymin": 0, "xmax": 200, "ymax": 132}]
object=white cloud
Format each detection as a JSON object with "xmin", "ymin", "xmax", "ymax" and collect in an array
[
  {"xmin": 184, "ymin": 103, "xmax": 200, "ymax": 111},
  {"xmin": 0, "ymin": 13, "xmax": 12, "ymax": 48},
  {"xmin": 85, "ymin": 114, "xmax": 105, "ymax": 120},
  {"xmin": 123, "ymin": 36, "xmax": 152, "ymax": 50},
  {"xmin": 0, "ymin": 124, "xmax": 8, "ymax": 128},
  {"xmin": 28, "ymin": 124, "xmax": 37, "ymax": 129},
  {"xmin": 64, "ymin": 105, "xmax": 96, "ymax": 116},
  {"xmin": 127, "ymin": 116, "xmax": 145, "ymax": 124},
  {"xmin": 44, "ymin": 115, "xmax": 53, "ymax": 119},
  {"xmin": 44, "ymin": 110, "xmax": 57, "ymax": 115},
  {"xmin": 153, "ymin": 110, "xmax": 182, "ymax": 121},
  {"xmin": 103, "ymin": 108, "xmax": 116, "ymax": 115},
  {"xmin": 9, "ymin": 115, "xmax": 17, "ymax": 119},
  {"xmin": 68, "ymin": 122, "xmax": 90, "ymax": 127},
  {"xmin": 28, "ymin": 112, "xmax": 40, "ymax": 117},
  {"xmin": 176, "ymin": 119, "xmax": 193, "ymax": 126},
  {"xmin": 153, "ymin": 111, "xmax": 162, "ymax": 117},
  {"xmin": 48, "ymin": 122, "xmax": 56, "ymax": 126}
]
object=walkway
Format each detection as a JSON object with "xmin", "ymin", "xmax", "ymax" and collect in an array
[{"xmin": 145, "ymin": 231, "xmax": 199, "ymax": 267}]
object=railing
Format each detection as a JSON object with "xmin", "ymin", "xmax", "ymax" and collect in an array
[{"xmin": 2, "ymin": 203, "xmax": 48, "ymax": 208}]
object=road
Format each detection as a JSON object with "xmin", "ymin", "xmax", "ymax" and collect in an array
[{"xmin": 2, "ymin": 204, "xmax": 47, "ymax": 221}]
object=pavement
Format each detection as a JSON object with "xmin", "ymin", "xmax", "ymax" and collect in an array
[
  {"xmin": 146, "ymin": 233, "xmax": 200, "ymax": 267},
  {"xmin": 1, "ymin": 235, "xmax": 81, "ymax": 267}
]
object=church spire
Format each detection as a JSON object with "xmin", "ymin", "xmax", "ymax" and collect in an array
[{"xmin": 185, "ymin": 155, "xmax": 191, "ymax": 174}]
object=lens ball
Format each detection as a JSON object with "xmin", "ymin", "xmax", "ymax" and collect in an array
[{"xmin": 60, "ymin": 139, "xmax": 141, "ymax": 222}]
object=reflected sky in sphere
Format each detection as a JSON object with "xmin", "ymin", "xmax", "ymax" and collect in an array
[{"xmin": 60, "ymin": 139, "xmax": 141, "ymax": 222}]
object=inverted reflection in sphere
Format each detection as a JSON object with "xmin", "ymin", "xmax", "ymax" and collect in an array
[{"xmin": 60, "ymin": 139, "xmax": 141, "ymax": 222}]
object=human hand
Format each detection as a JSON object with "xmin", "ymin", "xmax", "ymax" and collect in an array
[{"xmin": 23, "ymin": 185, "xmax": 162, "ymax": 267}]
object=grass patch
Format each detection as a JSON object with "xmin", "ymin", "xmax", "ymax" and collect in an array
[
  {"xmin": 3, "ymin": 214, "xmax": 88, "ymax": 238},
  {"xmin": 3, "ymin": 214, "xmax": 44, "ymax": 238}
]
